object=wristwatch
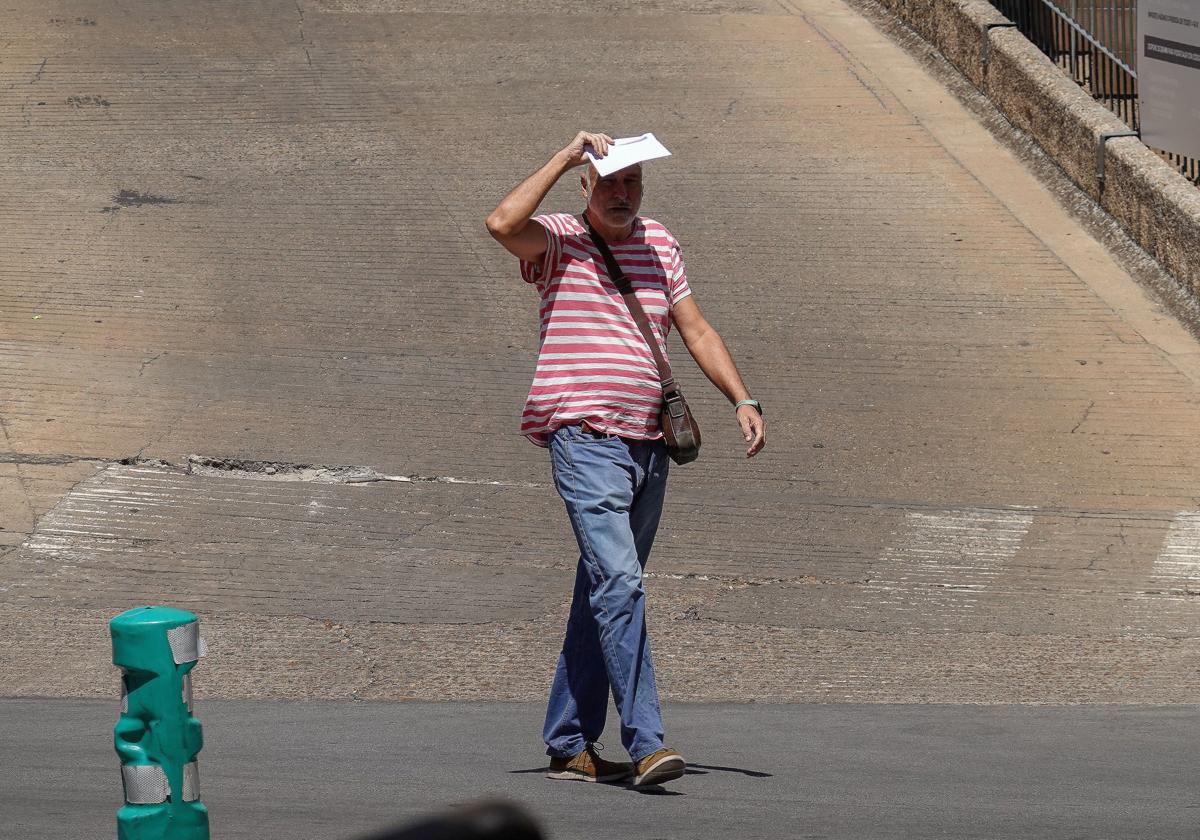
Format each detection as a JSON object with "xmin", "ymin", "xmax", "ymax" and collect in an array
[{"xmin": 734, "ymin": 399, "xmax": 763, "ymax": 416}]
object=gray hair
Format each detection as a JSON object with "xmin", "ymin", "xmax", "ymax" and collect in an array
[{"xmin": 582, "ymin": 164, "xmax": 600, "ymax": 191}]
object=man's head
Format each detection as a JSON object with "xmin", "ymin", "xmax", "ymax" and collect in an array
[{"xmin": 580, "ymin": 163, "xmax": 643, "ymax": 237}]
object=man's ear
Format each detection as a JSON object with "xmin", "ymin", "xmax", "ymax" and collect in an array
[{"xmin": 579, "ymin": 173, "xmax": 589, "ymax": 200}]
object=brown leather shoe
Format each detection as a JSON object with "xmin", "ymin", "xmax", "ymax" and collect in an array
[
  {"xmin": 546, "ymin": 745, "xmax": 633, "ymax": 783},
  {"xmin": 632, "ymin": 748, "xmax": 685, "ymax": 786}
]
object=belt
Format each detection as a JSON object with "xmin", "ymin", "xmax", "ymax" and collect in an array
[{"xmin": 579, "ymin": 420, "xmax": 618, "ymax": 439}]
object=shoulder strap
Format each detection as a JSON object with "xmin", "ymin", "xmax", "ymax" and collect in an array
[{"xmin": 579, "ymin": 214, "xmax": 677, "ymax": 392}]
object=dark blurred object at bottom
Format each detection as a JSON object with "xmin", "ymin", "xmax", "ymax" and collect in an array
[{"xmin": 353, "ymin": 799, "xmax": 544, "ymax": 840}]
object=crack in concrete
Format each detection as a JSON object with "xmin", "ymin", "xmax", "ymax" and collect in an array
[
  {"xmin": 312, "ymin": 618, "xmax": 378, "ymax": 701},
  {"xmin": 0, "ymin": 453, "xmax": 110, "ymax": 466},
  {"xmin": 776, "ymin": 0, "xmax": 892, "ymax": 112},
  {"xmin": 5, "ymin": 450, "xmax": 1187, "ymax": 526},
  {"xmin": 644, "ymin": 571, "xmax": 871, "ymax": 588},
  {"xmin": 137, "ymin": 352, "xmax": 165, "ymax": 377},
  {"xmin": 406, "ymin": 510, "xmax": 460, "ymax": 539},
  {"xmin": 341, "ymin": 625, "xmax": 379, "ymax": 701},
  {"xmin": 0, "ymin": 450, "xmax": 545, "ymax": 490},
  {"xmin": 134, "ymin": 400, "xmax": 204, "ymax": 462},
  {"xmin": 428, "ymin": 173, "xmax": 503, "ymax": 283},
  {"xmin": 184, "ymin": 454, "xmax": 546, "ymax": 488},
  {"xmin": 296, "ymin": 2, "xmax": 313, "ymax": 68},
  {"xmin": 0, "ymin": 412, "xmax": 37, "ymax": 534},
  {"xmin": 1095, "ymin": 523, "xmax": 1129, "ymax": 569},
  {"xmin": 1070, "ymin": 400, "xmax": 1096, "ymax": 434}
]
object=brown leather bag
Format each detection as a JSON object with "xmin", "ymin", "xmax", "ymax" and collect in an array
[{"xmin": 581, "ymin": 215, "xmax": 701, "ymax": 465}]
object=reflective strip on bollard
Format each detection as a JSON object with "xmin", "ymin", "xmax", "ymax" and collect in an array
[
  {"xmin": 122, "ymin": 764, "xmax": 170, "ymax": 804},
  {"xmin": 182, "ymin": 672, "xmax": 193, "ymax": 710},
  {"xmin": 182, "ymin": 761, "xmax": 201, "ymax": 802},
  {"xmin": 166, "ymin": 621, "xmax": 208, "ymax": 664}
]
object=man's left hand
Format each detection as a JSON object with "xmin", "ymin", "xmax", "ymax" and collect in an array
[{"xmin": 737, "ymin": 405, "xmax": 766, "ymax": 458}]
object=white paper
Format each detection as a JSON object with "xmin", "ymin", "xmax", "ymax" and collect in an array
[{"xmin": 585, "ymin": 133, "xmax": 671, "ymax": 177}]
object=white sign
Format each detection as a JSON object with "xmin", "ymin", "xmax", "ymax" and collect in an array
[
  {"xmin": 584, "ymin": 133, "xmax": 671, "ymax": 177},
  {"xmin": 1138, "ymin": 0, "xmax": 1200, "ymax": 159}
]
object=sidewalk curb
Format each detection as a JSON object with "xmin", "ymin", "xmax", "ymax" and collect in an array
[{"xmin": 874, "ymin": 0, "xmax": 1200, "ymax": 298}]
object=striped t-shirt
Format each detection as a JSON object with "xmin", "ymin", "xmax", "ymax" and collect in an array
[{"xmin": 518, "ymin": 212, "xmax": 692, "ymax": 446}]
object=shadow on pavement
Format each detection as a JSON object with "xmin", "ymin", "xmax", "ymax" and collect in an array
[
  {"xmin": 510, "ymin": 760, "xmax": 771, "ymax": 779},
  {"xmin": 688, "ymin": 762, "xmax": 774, "ymax": 778},
  {"xmin": 508, "ymin": 758, "xmax": 771, "ymax": 795},
  {"xmin": 352, "ymin": 800, "xmax": 543, "ymax": 840}
]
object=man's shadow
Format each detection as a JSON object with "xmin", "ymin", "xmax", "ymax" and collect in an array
[{"xmin": 509, "ymin": 761, "xmax": 772, "ymax": 796}]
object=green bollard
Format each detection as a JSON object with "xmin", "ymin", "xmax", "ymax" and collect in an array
[{"xmin": 111, "ymin": 606, "xmax": 210, "ymax": 840}]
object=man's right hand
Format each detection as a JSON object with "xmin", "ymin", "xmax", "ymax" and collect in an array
[
  {"xmin": 485, "ymin": 131, "xmax": 613, "ymax": 263},
  {"xmin": 560, "ymin": 131, "xmax": 614, "ymax": 168}
]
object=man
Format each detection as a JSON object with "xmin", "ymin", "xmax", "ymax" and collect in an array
[{"xmin": 485, "ymin": 130, "xmax": 765, "ymax": 787}]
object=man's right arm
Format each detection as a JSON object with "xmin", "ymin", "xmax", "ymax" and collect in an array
[{"xmin": 485, "ymin": 131, "xmax": 612, "ymax": 263}]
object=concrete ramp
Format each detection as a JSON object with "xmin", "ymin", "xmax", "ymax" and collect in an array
[{"xmin": 1, "ymin": 0, "xmax": 1198, "ymax": 702}]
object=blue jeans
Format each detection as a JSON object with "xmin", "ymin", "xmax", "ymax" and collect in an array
[{"xmin": 542, "ymin": 423, "xmax": 671, "ymax": 762}]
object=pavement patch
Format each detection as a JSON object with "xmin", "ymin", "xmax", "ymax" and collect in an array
[
  {"xmin": 1156, "ymin": 511, "xmax": 1200, "ymax": 595},
  {"xmin": 1, "ymin": 463, "xmax": 570, "ymax": 625},
  {"xmin": 3, "ymin": 461, "xmax": 1198, "ymax": 701},
  {"xmin": 101, "ymin": 188, "xmax": 179, "ymax": 211}
]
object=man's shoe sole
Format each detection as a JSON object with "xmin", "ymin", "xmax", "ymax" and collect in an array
[
  {"xmin": 632, "ymin": 755, "xmax": 685, "ymax": 787},
  {"xmin": 546, "ymin": 768, "xmax": 633, "ymax": 783}
]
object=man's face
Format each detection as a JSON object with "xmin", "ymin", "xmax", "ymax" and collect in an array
[{"xmin": 585, "ymin": 164, "xmax": 643, "ymax": 230}]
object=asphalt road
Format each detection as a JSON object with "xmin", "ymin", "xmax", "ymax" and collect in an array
[{"xmin": 6, "ymin": 699, "xmax": 1197, "ymax": 840}]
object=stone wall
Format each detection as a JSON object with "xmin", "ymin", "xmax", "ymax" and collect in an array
[{"xmin": 874, "ymin": 0, "xmax": 1200, "ymax": 298}]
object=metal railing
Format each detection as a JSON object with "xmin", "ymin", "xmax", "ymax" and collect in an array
[{"xmin": 989, "ymin": 0, "xmax": 1200, "ymax": 184}]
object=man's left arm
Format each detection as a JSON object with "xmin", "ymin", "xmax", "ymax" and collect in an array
[{"xmin": 671, "ymin": 296, "xmax": 765, "ymax": 458}]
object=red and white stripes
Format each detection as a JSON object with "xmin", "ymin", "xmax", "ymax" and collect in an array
[{"xmin": 518, "ymin": 212, "xmax": 691, "ymax": 445}]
